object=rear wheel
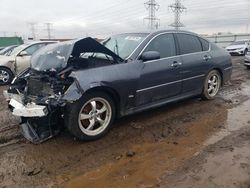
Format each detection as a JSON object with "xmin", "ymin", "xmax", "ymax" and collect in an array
[
  {"xmin": 0, "ymin": 67, "xmax": 14, "ymax": 85},
  {"xmin": 201, "ymin": 70, "xmax": 222, "ymax": 100},
  {"xmin": 65, "ymin": 92, "xmax": 116, "ymax": 141}
]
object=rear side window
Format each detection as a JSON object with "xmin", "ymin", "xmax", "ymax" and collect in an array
[
  {"xmin": 144, "ymin": 33, "xmax": 176, "ymax": 59},
  {"xmin": 176, "ymin": 34, "xmax": 202, "ymax": 55},
  {"xmin": 199, "ymin": 38, "xmax": 210, "ymax": 51}
]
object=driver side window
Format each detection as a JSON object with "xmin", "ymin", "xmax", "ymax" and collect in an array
[{"xmin": 144, "ymin": 33, "xmax": 176, "ymax": 59}]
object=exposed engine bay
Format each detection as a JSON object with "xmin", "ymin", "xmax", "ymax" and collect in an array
[{"xmin": 4, "ymin": 37, "xmax": 123, "ymax": 144}]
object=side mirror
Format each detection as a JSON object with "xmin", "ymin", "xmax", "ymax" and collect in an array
[
  {"xmin": 19, "ymin": 51, "xmax": 28, "ymax": 57},
  {"xmin": 141, "ymin": 51, "xmax": 160, "ymax": 62}
]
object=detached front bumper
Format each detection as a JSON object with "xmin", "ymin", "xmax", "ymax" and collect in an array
[
  {"xmin": 4, "ymin": 90, "xmax": 48, "ymax": 117},
  {"xmin": 3, "ymin": 90, "xmax": 62, "ymax": 144},
  {"xmin": 9, "ymin": 99, "xmax": 48, "ymax": 117}
]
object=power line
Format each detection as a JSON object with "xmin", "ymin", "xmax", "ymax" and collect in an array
[
  {"xmin": 169, "ymin": 0, "xmax": 187, "ymax": 30},
  {"xmin": 28, "ymin": 22, "xmax": 37, "ymax": 40},
  {"xmin": 144, "ymin": 0, "xmax": 160, "ymax": 30},
  {"xmin": 45, "ymin": 23, "xmax": 53, "ymax": 39}
]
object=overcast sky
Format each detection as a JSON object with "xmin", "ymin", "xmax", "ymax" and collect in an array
[{"xmin": 0, "ymin": 0, "xmax": 250, "ymax": 39}]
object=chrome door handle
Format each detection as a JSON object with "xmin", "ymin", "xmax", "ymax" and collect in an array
[{"xmin": 171, "ymin": 61, "xmax": 182, "ymax": 67}]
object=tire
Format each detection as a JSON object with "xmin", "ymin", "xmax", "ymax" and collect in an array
[
  {"xmin": 0, "ymin": 67, "xmax": 14, "ymax": 86},
  {"xmin": 246, "ymin": 66, "xmax": 250, "ymax": 70},
  {"xmin": 201, "ymin": 70, "xmax": 222, "ymax": 100},
  {"xmin": 64, "ymin": 91, "xmax": 116, "ymax": 141}
]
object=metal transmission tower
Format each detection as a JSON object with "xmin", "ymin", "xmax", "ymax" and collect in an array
[
  {"xmin": 28, "ymin": 22, "xmax": 37, "ymax": 40},
  {"xmin": 45, "ymin": 23, "xmax": 53, "ymax": 39},
  {"xmin": 169, "ymin": 0, "xmax": 187, "ymax": 30},
  {"xmin": 144, "ymin": 0, "xmax": 160, "ymax": 30}
]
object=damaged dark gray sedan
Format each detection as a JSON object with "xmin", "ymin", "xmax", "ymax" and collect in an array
[{"xmin": 4, "ymin": 30, "xmax": 232, "ymax": 144}]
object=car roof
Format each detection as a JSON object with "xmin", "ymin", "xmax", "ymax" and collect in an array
[
  {"xmin": 113, "ymin": 30, "xmax": 198, "ymax": 37},
  {"xmin": 24, "ymin": 41, "xmax": 56, "ymax": 45}
]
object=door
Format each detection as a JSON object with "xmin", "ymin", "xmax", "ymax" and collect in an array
[
  {"xmin": 175, "ymin": 33, "xmax": 212, "ymax": 93},
  {"xmin": 15, "ymin": 43, "xmax": 47, "ymax": 73},
  {"xmin": 136, "ymin": 33, "xmax": 182, "ymax": 106}
]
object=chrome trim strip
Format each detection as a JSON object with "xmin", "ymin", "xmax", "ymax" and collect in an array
[
  {"xmin": 137, "ymin": 80, "xmax": 182, "ymax": 93},
  {"xmin": 136, "ymin": 74, "xmax": 205, "ymax": 93},
  {"xmin": 137, "ymin": 31, "xmax": 211, "ymax": 64},
  {"xmin": 224, "ymin": 66, "xmax": 233, "ymax": 71},
  {"xmin": 182, "ymin": 74, "xmax": 206, "ymax": 81}
]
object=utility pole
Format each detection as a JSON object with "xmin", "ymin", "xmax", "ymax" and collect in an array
[
  {"xmin": 144, "ymin": 0, "xmax": 160, "ymax": 30},
  {"xmin": 169, "ymin": 0, "xmax": 186, "ymax": 30},
  {"xmin": 45, "ymin": 23, "xmax": 53, "ymax": 39},
  {"xmin": 28, "ymin": 22, "xmax": 37, "ymax": 40}
]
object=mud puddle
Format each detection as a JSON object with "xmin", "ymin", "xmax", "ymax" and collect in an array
[
  {"xmin": 205, "ymin": 99, "xmax": 250, "ymax": 146},
  {"xmin": 63, "ymin": 91, "xmax": 250, "ymax": 188}
]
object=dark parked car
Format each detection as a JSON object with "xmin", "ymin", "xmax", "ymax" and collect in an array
[{"xmin": 4, "ymin": 30, "xmax": 232, "ymax": 143}]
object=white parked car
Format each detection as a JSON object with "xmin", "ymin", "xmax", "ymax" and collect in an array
[
  {"xmin": 226, "ymin": 40, "xmax": 250, "ymax": 55},
  {"xmin": 0, "ymin": 41, "xmax": 54, "ymax": 85}
]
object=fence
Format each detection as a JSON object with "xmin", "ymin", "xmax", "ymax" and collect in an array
[{"xmin": 205, "ymin": 33, "xmax": 250, "ymax": 48}]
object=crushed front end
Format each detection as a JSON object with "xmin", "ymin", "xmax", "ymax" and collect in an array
[
  {"xmin": 4, "ymin": 69, "xmax": 73, "ymax": 144},
  {"xmin": 3, "ymin": 37, "xmax": 123, "ymax": 144}
]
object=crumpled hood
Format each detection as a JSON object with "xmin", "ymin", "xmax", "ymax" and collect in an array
[
  {"xmin": 31, "ymin": 37, "xmax": 124, "ymax": 72},
  {"xmin": 71, "ymin": 37, "xmax": 123, "ymax": 62},
  {"xmin": 226, "ymin": 44, "xmax": 247, "ymax": 50}
]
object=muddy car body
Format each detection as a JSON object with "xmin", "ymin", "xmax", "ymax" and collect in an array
[{"xmin": 4, "ymin": 30, "xmax": 232, "ymax": 143}]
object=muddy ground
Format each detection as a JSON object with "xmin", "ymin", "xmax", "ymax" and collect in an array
[{"xmin": 0, "ymin": 56, "xmax": 249, "ymax": 188}]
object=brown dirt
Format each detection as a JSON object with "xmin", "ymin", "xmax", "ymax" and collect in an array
[{"xmin": 0, "ymin": 56, "xmax": 249, "ymax": 188}]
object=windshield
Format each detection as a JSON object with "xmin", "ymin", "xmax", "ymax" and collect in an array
[
  {"xmin": 231, "ymin": 41, "xmax": 247, "ymax": 45},
  {"xmin": 102, "ymin": 33, "xmax": 147, "ymax": 59},
  {"xmin": 31, "ymin": 41, "xmax": 74, "ymax": 72}
]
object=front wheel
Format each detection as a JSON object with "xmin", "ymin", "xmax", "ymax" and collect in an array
[
  {"xmin": 64, "ymin": 92, "xmax": 116, "ymax": 141},
  {"xmin": 201, "ymin": 70, "xmax": 222, "ymax": 100},
  {"xmin": 0, "ymin": 67, "xmax": 14, "ymax": 85}
]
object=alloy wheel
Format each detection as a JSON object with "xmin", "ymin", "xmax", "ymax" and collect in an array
[
  {"xmin": 78, "ymin": 97, "xmax": 112, "ymax": 136},
  {"xmin": 207, "ymin": 74, "xmax": 221, "ymax": 97},
  {"xmin": 0, "ymin": 70, "xmax": 10, "ymax": 83}
]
